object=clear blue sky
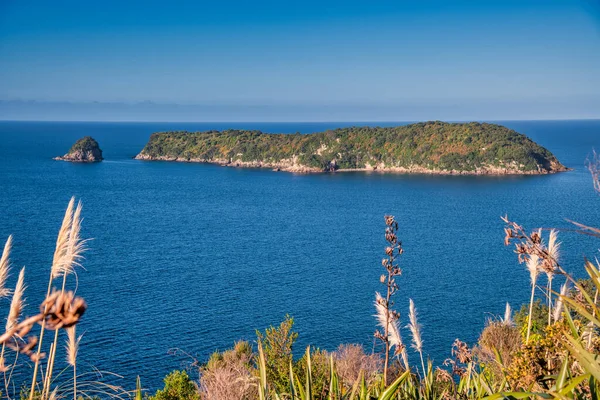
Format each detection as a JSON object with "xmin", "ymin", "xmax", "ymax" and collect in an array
[{"xmin": 0, "ymin": 0, "xmax": 599, "ymax": 121}]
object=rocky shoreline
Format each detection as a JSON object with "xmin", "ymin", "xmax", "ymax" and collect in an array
[{"xmin": 134, "ymin": 153, "xmax": 569, "ymax": 175}]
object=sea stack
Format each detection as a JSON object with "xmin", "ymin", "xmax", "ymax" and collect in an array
[{"xmin": 54, "ymin": 136, "xmax": 103, "ymax": 162}]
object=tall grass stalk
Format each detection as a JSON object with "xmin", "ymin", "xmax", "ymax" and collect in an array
[
  {"xmin": 2, "ymin": 267, "xmax": 25, "ymax": 398},
  {"xmin": 66, "ymin": 327, "xmax": 80, "ymax": 400},
  {"xmin": 43, "ymin": 200, "xmax": 85, "ymax": 400},
  {"xmin": 0, "ymin": 238, "xmax": 16, "ymax": 372},
  {"xmin": 30, "ymin": 197, "xmax": 74, "ymax": 400},
  {"xmin": 407, "ymin": 299, "xmax": 425, "ymax": 378},
  {"xmin": 2, "ymin": 267, "xmax": 25, "ymax": 364},
  {"xmin": 545, "ymin": 229, "xmax": 561, "ymax": 326},
  {"xmin": 502, "ymin": 302, "xmax": 513, "ymax": 326},
  {"xmin": 375, "ymin": 293, "xmax": 408, "ymax": 370},
  {"xmin": 525, "ymin": 254, "xmax": 540, "ymax": 341},
  {"xmin": 0, "ymin": 235, "xmax": 13, "ymax": 299}
]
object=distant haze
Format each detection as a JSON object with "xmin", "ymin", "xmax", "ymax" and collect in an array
[{"xmin": 1, "ymin": 0, "xmax": 599, "ymax": 122}]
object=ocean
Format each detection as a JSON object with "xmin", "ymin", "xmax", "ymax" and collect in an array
[{"xmin": 0, "ymin": 120, "xmax": 599, "ymax": 391}]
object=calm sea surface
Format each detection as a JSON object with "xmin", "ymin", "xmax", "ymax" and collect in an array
[{"xmin": 0, "ymin": 120, "xmax": 599, "ymax": 391}]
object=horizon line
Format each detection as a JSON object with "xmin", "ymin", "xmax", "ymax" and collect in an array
[{"xmin": 1, "ymin": 117, "xmax": 600, "ymax": 124}]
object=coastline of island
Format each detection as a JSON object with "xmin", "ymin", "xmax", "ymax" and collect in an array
[{"xmin": 134, "ymin": 121, "xmax": 569, "ymax": 175}]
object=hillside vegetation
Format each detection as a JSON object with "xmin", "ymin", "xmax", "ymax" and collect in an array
[
  {"xmin": 68, "ymin": 136, "xmax": 101, "ymax": 153},
  {"xmin": 135, "ymin": 121, "xmax": 567, "ymax": 174}
]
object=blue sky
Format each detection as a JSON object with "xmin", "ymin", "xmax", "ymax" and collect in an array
[{"xmin": 0, "ymin": 0, "xmax": 599, "ymax": 121}]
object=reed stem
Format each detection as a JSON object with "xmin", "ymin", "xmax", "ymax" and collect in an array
[
  {"xmin": 29, "ymin": 278, "xmax": 53, "ymax": 400},
  {"xmin": 42, "ymin": 274, "xmax": 67, "ymax": 400},
  {"xmin": 526, "ymin": 278, "xmax": 536, "ymax": 341}
]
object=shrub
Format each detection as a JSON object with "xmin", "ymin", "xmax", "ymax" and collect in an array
[
  {"xmin": 333, "ymin": 344, "xmax": 381, "ymax": 389},
  {"xmin": 294, "ymin": 348, "xmax": 330, "ymax": 398},
  {"xmin": 514, "ymin": 299, "xmax": 548, "ymax": 337},
  {"xmin": 505, "ymin": 321, "xmax": 571, "ymax": 391},
  {"xmin": 199, "ymin": 341, "xmax": 256, "ymax": 400},
  {"xmin": 151, "ymin": 370, "xmax": 199, "ymax": 400},
  {"xmin": 474, "ymin": 320, "xmax": 521, "ymax": 380},
  {"xmin": 255, "ymin": 315, "xmax": 298, "ymax": 393}
]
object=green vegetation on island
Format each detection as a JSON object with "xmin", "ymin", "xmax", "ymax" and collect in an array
[
  {"xmin": 55, "ymin": 136, "xmax": 103, "ymax": 162},
  {"xmin": 135, "ymin": 121, "xmax": 567, "ymax": 174}
]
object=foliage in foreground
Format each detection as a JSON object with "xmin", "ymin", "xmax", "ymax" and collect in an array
[
  {"xmin": 151, "ymin": 179, "xmax": 600, "ymax": 399},
  {"xmin": 1, "ymin": 153, "xmax": 598, "ymax": 399}
]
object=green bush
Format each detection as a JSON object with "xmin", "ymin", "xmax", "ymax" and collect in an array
[
  {"xmin": 255, "ymin": 315, "xmax": 298, "ymax": 394},
  {"xmin": 150, "ymin": 370, "xmax": 199, "ymax": 400}
]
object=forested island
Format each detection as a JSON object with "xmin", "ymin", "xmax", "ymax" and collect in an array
[{"xmin": 135, "ymin": 121, "xmax": 567, "ymax": 175}]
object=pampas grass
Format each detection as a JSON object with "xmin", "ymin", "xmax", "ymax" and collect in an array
[
  {"xmin": 66, "ymin": 326, "xmax": 81, "ymax": 400},
  {"xmin": 66, "ymin": 327, "xmax": 80, "ymax": 367},
  {"xmin": 374, "ymin": 293, "xmax": 408, "ymax": 370},
  {"xmin": 546, "ymin": 229, "xmax": 561, "ymax": 326},
  {"xmin": 51, "ymin": 198, "xmax": 75, "ymax": 279},
  {"xmin": 388, "ymin": 317, "xmax": 409, "ymax": 371},
  {"xmin": 44, "ymin": 200, "xmax": 87, "ymax": 400},
  {"xmin": 553, "ymin": 282, "xmax": 568, "ymax": 323},
  {"xmin": 31, "ymin": 198, "xmax": 75, "ymax": 400},
  {"xmin": 502, "ymin": 303, "xmax": 513, "ymax": 326},
  {"xmin": 58, "ymin": 201, "xmax": 87, "ymax": 278},
  {"xmin": 525, "ymin": 254, "xmax": 540, "ymax": 341},
  {"xmin": 407, "ymin": 298, "xmax": 425, "ymax": 378},
  {"xmin": 0, "ymin": 235, "xmax": 13, "ymax": 299},
  {"xmin": 6, "ymin": 267, "xmax": 26, "ymax": 333},
  {"xmin": 1, "ymin": 267, "xmax": 25, "ymax": 372}
]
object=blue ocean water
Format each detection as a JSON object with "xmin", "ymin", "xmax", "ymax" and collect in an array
[{"xmin": 0, "ymin": 120, "xmax": 598, "ymax": 392}]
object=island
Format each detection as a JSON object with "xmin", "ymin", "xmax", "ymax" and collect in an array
[
  {"xmin": 135, "ymin": 121, "xmax": 568, "ymax": 175},
  {"xmin": 54, "ymin": 136, "xmax": 104, "ymax": 162}
]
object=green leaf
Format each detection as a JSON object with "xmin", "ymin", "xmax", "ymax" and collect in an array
[
  {"xmin": 564, "ymin": 335, "xmax": 600, "ymax": 382},
  {"xmin": 555, "ymin": 355, "xmax": 570, "ymax": 391},
  {"xmin": 135, "ymin": 376, "xmax": 143, "ymax": 400},
  {"xmin": 258, "ymin": 341, "xmax": 269, "ymax": 400},
  {"xmin": 378, "ymin": 370, "xmax": 409, "ymax": 400},
  {"xmin": 557, "ymin": 373, "xmax": 590, "ymax": 396},
  {"xmin": 305, "ymin": 346, "xmax": 313, "ymax": 400},
  {"xmin": 328, "ymin": 354, "xmax": 340, "ymax": 400}
]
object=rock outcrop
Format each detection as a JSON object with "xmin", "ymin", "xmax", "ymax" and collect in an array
[{"xmin": 54, "ymin": 136, "xmax": 103, "ymax": 162}]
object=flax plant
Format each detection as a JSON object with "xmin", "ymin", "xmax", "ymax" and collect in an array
[{"xmin": 375, "ymin": 215, "xmax": 406, "ymax": 384}]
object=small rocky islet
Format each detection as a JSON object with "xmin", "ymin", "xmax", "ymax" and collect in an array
[
  {"xmin": 54, "ymin": 136, "xmax": 103, "ymax": 162},
  {"xmin": 134, "ymin": 121, "xmax": 568, "ymax": 175}
]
